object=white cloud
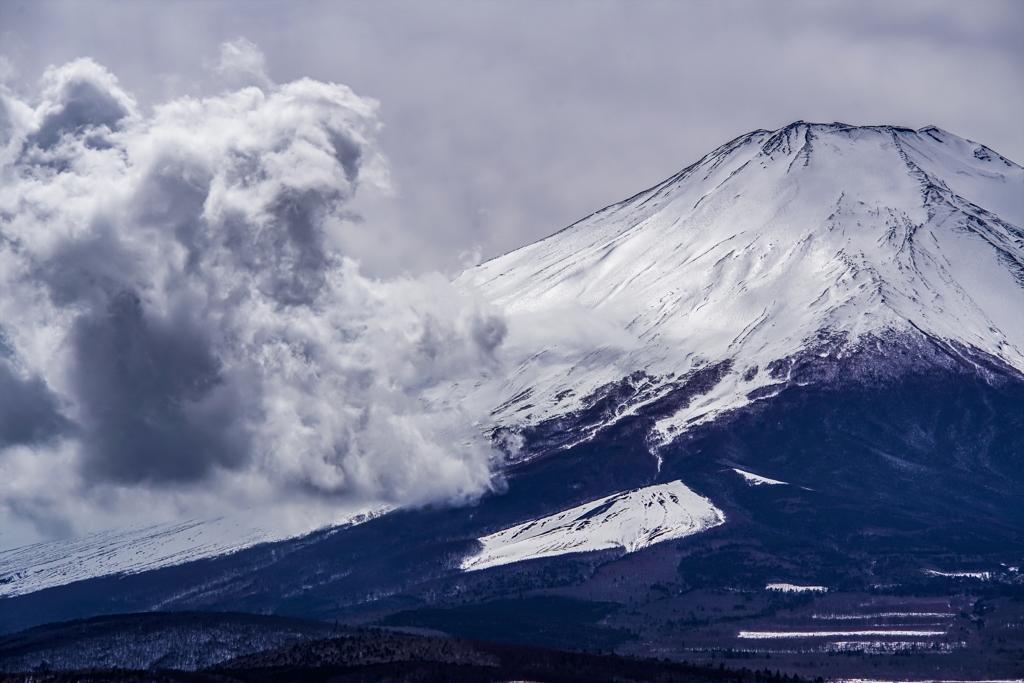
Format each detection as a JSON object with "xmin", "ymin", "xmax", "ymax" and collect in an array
[{"xmin": 0, "ymin": 44, "xmax": 507, "ymax": 548}]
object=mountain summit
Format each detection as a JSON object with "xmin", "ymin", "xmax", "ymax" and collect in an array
[{"xmin": 459, "ymin": 122, "xmax": 1023, "ymax": 449}]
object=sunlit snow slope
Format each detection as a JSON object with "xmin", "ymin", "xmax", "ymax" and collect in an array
[
  {"xmin": 461, "ymin": 480, "xmax": 724, "ymax": 571},
  {"xmin": 458, "ymin": 122, "xmax": 1023, "ymax": 446}
]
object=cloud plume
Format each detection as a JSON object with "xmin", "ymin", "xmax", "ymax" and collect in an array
[{"xmin": 0, "ymin": 43, "xmax": 507, "ymax": 546}]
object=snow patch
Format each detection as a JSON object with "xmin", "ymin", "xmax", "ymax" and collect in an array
[
  {"xmin": 812, "ymin": 612, "xmax": 953, "ymax": 620},
  {"xmin": 924, "ymin": 569, "xmax": 992, "ymax": 580},
  {"xmin": 766, "ymin": 583, "xmax": 828, "ymax": 593},
  {"xmin": 733, "ymin": 468, "xmax": 787, "ymax": 486},
  {"xmin": 822, "ymin": 640, "xmax": 963, "ymax": 654},
  {"xmin": 738, "ymin": 629, "xmax": 944, "ymax": 639},
  {"xmin": 461, "ymin": 480, "xmax": 724, "ymax": 572}
]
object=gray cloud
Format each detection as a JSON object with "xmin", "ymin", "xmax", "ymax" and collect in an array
[
  {"xmin": 70, "ymin": 289, "xmax": 245, "ymax": 484},
  {"xmin": 0, "ymin": 342, "xmax": 71, "ymax": 449},
  {"xmin": 0, "ymin": 46, "xmax": 506, "ymax": 543},
  {"xmin": 27, "ymin": 59, "xmax": 134, "ymax": 150}
]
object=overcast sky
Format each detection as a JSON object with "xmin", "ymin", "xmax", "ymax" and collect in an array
[
  {"xmin": 3, "ymin": 0, "xmax": 1021, "ymax": 276},
  {"xmin": 0, "ymin": 0, "xmax": 1022, "ymax": 548}
]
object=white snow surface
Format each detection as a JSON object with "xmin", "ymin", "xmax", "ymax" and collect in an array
[
  {"xmin": 457, "ymin": 122, "xmax": 1024, "ymax": 451},
  {"xmin": 738, "ymin": 629, "xmax": 945, "ymax": 639},
  {"xmin": 766, "ymin": 583, "xmax": 828, "ymax": 593},
  {"xmin": 733, "ymin": 468, "xmax": 787, "ymax": 486},
  {"xmin": 461, "ymin": 480, "xmax": 725, "ymax": 572},
  {"xmin": 924, "ymin": 569, "xmax": 992, "ymax": 580},
  {"xmin": 0, "ymin": 506, "xmax": 389, "ymax": 598}
]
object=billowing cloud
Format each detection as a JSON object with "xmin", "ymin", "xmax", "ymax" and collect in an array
[{"xmin": 0, "ymin": 43, "xmax": 507, "ymax": 546}]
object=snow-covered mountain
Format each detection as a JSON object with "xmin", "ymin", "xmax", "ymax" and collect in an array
[
  {"xmin": 458, "ymin": 122, "xmax": 1023, "ymax": 453},
  {"xmin": 2, "ymin": 124, "xmax": 1021, "ymax": 651}
]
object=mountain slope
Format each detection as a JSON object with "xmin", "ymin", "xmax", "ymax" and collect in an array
[{"xmin": 0, "ymin": 506, "xmax": 389, "ymax": 598}]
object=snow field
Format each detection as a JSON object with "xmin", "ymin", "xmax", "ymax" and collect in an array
[{"xmin": 461, "ymin": 480, "xmax": 725, "ymax": 571}]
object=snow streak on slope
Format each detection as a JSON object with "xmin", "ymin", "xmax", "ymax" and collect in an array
[
  {"xmin": 457, "ymin": 123, "xmax": 1024, "ymax": 451},
  {"xmin": 0, "ymin": 506, "xmax": 389, "ymax": 598},
  {"xmin": 733, "ymin": 468, "xmax": 787, "ymax": 486},
  {"xmin": 461, "ymin": 480, "xmax": 724, "ymax": 571}
]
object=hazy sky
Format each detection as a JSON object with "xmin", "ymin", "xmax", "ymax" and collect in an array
[{"xmin": 3, "ymin": 0, "xmax": 1022, "ymax": 276}]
